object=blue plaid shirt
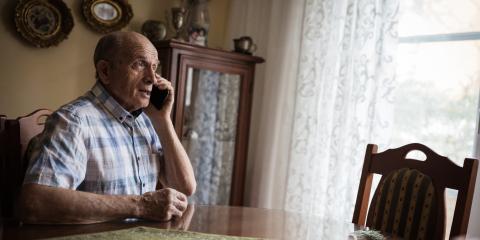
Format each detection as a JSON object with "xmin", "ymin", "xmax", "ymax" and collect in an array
[{"xmin": 24, "ymin": 82, "xmax": 162, "ymax": 195}]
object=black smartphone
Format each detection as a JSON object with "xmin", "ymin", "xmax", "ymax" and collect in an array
[{"xmin": 150, "ymin": 87, "xmax": 169, "ymax": 109}]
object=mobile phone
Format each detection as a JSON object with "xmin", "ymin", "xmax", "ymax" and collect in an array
[{"xmin": 150, "ymin": 86, "xmax": 169, "ymax": 109}]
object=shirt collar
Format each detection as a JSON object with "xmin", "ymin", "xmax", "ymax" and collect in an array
[{"xmin": 90, "ymin": 82, "xmax": 142, "ymax": 124}]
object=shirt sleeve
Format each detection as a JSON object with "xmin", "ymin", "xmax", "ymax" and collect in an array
[{"xmin": 23, "ymin": 109, "xmax": 88, "ymax": 189}]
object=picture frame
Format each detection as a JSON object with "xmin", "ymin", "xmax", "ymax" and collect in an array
[
  {"xmin": 81, "ymin": 0, "xmax": 133, "ymax": 34},
  {"xmin": 14, "ymin": 0, "xmax": 74, "ymax": 48}
]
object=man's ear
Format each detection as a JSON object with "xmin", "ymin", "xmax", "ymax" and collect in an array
[{"xmin": 96, "ymin": 60, "xmax": 110, "ymax": 84}]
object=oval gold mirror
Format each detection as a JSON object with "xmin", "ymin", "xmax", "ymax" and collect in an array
[{"xmin": 82, "ymin": 0, "xmax": 132, "ymax": 33}]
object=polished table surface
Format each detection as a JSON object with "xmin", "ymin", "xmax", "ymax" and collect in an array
[{"xmin": 2, "ymin": 205, "xmax": 363, "ymax": 240}]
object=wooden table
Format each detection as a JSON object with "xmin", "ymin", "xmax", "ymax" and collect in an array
[{"xmin": 1, "ymin": 205, "xmax": 362, "ymax": 239}]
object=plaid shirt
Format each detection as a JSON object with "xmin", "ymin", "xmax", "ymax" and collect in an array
[{"xmin": 24, "ymin": 82, "xmax": 162, "ymax": 195}]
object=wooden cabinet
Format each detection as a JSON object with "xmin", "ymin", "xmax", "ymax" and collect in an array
[{"xmin": 155, "ymin": 40, "xmax": 264, "ymax": 206}]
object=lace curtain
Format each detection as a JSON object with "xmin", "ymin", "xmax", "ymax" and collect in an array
[
  {"xmin": 182, "ymin": 69, "xmax": 240, "ymax": 205},
  {"xmin": 226, "ymin": 0, "xmax": 398, "ymax": 238},
  {"xmin": 284, "ymin": 0, "xmax": 398, "ymax": 238}
]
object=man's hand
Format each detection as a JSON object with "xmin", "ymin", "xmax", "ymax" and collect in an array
[
  {"xmin": 138, "ymin": 188, "xmax": 188, "ymax": 221},
  {"xmin": 169, "ymin": 204, "xmax": 194, "ymax": 230},
  {"xmin": 145, "ymin": 74, "xmax": 174, "ymax": 121}
]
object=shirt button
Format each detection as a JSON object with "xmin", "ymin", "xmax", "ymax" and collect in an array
[
  {"xmin": 136, "ymin": 157, "xmax": 140, "ymax": 161},
  {"xmin": 142, "ymin": 183, "xmax": 145, "ymax": 187}
]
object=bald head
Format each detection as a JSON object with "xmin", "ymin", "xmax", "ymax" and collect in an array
[{"xmin": 94, "ymin": 31, "xmax": 153, "ymax": 68}]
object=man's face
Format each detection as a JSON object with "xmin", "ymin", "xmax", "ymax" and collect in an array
[{"xmin": 102, "ymin": 36, "xmax": 159, "ymax": 112}]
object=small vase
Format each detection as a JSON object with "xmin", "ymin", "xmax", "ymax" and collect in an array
[
  {"xmin": 141, "ymin": 20, "xmax": 167, "ymax": 42},
  {"xmin": 171, "ymin": 7, "xmax": 188, "ymax": 41},
  {"xmin": 187, "ymin": 0, "xmax": 210, "ymax": 46}
]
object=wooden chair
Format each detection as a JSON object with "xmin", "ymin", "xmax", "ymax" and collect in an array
[
  {"xmin": 0, "ymin": 109, "xmax": 52, "ymax": 220},
  {"xmin": 352, "ymin": 143, "xmax": 478, "ymax": 240},
  {"xmin": 0, "ymin": 114, "xmax": 6, "ymax": 219}
]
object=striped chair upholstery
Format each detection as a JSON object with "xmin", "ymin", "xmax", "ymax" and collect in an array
[{"xmin": 368, "ymin": 168, "xmax": 436, "ymax": 240}]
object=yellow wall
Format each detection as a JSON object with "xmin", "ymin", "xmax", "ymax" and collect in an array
[{"xmin": 0, "ymin": 0, "xmax": 230, "ymax": 117}]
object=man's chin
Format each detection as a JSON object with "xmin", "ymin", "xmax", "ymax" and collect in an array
[
  {"xmin": 140, "ymin": 100, "xmax": 150, "ymax": 109},
  {"xmin": 129, "ymin": 100, "xmax": 149, "ymax": 112}
]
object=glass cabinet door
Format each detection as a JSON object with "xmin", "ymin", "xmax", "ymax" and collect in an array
[{"xmin": 181, "ymin": 67, "xmax": 241, "ymax": 205}]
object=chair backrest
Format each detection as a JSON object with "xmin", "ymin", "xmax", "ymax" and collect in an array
[
  {"xmin": 0, "ymin": 109, "xmax": 52, "ymax": 219},
  {"xmin": 352, "ymin": 143, "xmax": 478, "ymax": 240},
  {"xmin": 0, "ymin": 115, "xmax": 6, "ymax": 219}
]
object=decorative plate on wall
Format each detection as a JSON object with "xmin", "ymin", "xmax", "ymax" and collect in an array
[
  {"xmin": 82, "ymin": 0, "xmax": 133, "ymax": 33},
  {"xmin": 14, "ymin": 0, "xmax": 74, "ymax": 48}
]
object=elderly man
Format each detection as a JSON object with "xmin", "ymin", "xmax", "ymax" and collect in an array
[{"xmin": 18, "ymin": 31, "xmax": 196, "ymax": 224}]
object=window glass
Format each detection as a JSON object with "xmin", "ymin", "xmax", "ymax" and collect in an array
[
  {"xmin": 392, "ymin": 40, "xmax": 480, "ymax": 164},
  {"xmin": 393, "ymin": 1, "xmax": 480, "ymax": 238},
  {"xmin": 399, "ymin": 0, "xmax": 480, "ymax": 36}
]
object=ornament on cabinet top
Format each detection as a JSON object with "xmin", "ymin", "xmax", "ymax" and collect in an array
[
  {"xmin": 141, "ymin": 20, "xmax": 167, "ymax": 43},
  {"xmin": 233, "ymin": 36, "xmax": 257, "ymax": 55},
  {"xmin": 186, "ymin": 0, "xmax": 210, "ymax": 46}
]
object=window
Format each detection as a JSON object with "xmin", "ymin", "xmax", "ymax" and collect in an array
[{"xmin": 391, "ymin": 0, "xmax": 480, "ymax": 238}]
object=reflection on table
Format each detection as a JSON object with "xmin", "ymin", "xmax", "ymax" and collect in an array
[{"xmin": 2, "ymin": 204, "xmax": 363, "ymax": 240}]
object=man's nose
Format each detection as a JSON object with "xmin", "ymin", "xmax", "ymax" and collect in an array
[{"xmin": 145, "ymin": 67, "xmax": 156, "ymax": 84}]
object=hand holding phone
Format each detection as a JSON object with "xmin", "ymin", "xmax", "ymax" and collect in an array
[{"xmin": 150, "ymin": 86, "xmax": 169, "ymax": 109}]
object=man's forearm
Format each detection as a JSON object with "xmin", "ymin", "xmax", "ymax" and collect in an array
[
  {"xmin": 153, "ymin": 119, "xmax": 196, "ymax": 196},
  {"xmin": 19, "ymin": 183, "xmax": 141, "ymax": 224}
]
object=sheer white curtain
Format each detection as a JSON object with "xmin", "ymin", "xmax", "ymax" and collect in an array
[
  {"xmin": 225, "ymin": 0, "xmax": 305, "ymax": 209},
  {"xmin": 226, "ymin": 0, "xmax": 399, "ymax": 230}
]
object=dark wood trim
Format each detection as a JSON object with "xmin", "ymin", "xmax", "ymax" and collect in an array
[
  {"xmin": 2, "ymin": 119, "xmax": 21, "ymax": 219},
  {"xmin": 230, "ymin": 65, "xmax": 256, "ymax": 206},
  {"xmin": 155, "ymin": 39, "xmax": 264, "ymax": 64},
  {"xmin": 352, "ymin": 144, "xmax": 376, "ymax": 225},
  {"xmin": 451, "ymin": 157, "xmax": 478, "ymax": 236}
]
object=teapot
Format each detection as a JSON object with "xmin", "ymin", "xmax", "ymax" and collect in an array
[{"xmin": 233, "ymin": 36, "xmax": 257, "ymax": 55}]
